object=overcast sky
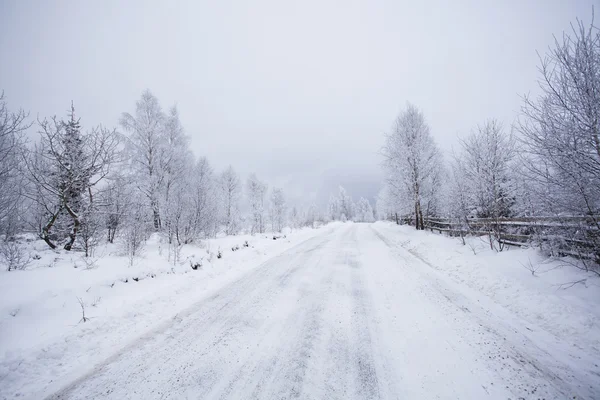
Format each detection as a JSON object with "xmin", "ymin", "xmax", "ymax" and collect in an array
[{"xmin": 0, "ymin": 0, "xmax": 595, "ymax": 206}]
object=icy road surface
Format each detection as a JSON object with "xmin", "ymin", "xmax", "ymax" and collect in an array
[{"xmin": 48, "ymin": 224, "xmax": 598, "ymax": 399}]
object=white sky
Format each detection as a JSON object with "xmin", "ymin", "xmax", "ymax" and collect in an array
[{"xmin": 0, "ymin": 0, "xmax": 595, "ymax": 206}]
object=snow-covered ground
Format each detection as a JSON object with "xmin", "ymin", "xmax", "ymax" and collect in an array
[
  {"xmin": 0, "ymin": 225, "xmax": 332, "ymax": 400},
  {"xmin": 2, "ymin": 222, "xmax": 599, "ymax": 399},
  {"xmin": 369, "ymin": 222, "xmax": 600, "ymax": 399}
]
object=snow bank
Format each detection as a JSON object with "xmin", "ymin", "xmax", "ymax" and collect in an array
[
  {"xmin": 371, "ymin": 221, "xmax": 600, "ymax": 389},
  {"xmin": 0, "ymin": 225, "xmax": 331, "ymax": 399}
]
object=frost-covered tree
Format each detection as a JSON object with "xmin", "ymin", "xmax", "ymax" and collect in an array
[
  {"xmin": 518, "ymin": 16, "xmax": 600, "ymax": 221},
  {"xmin": 0, "ymin": 92, "xmax": 30, "ymax": 237},
  {"xmin": 120, "ymin": 90, "xmax": 166, "ymax": 230},
  {"xmin": 382, "ymin": 103, "xmax": 443, "ymax": 230},
  {"xmin": 160, "ymin": 106, "xmax": 194, "ymax": 245},
  {"xmin": 189, "ymin": 157, "xmax": 219, "ymax": 239},
  {"xmin": 246, "ymin": 173, "xmax": 268, "ymax": 234},
  {"xmin": 459, "ymin": 120, "xmax": 516, "ymax": 220},
  {"xmin": 269, "ymin": 187, "xmax": 286, "ymax": 233},
  {"xmin": 375, "ymin": 186, "xmax": 401, "ymax": 222},
  {"xmin": 25, "ymin": 104, "xmax": 119, "ymax": 250},
  {"xmin": 448, "ymin": 120, "xmax": 516, "ymax": 250},
  {"xmin": 337, "ymin": 186, "xmax": 354, "ymax": 221},
  {"xmin": 355, "ymin": 197, "xmax": 375, "ymax": 222},
  {"xmin": 446, "ymin": 156, "xmax": 473, "ymax": 240},
  {"xmin": 328, "ymin": 194, "xmax": 339, "ymax": 221},
  {"xmin": 219, "ymin": 166, "xmax": 242, "ymax": 235},
  {"xmin": 102, "ymin": 176, "xmax": 130, "ymax": 244},
  {"xmin": 304, "ymin": 203, "xmax": 318, "ymax": 228}
]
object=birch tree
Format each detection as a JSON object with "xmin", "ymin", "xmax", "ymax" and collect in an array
[
  {"xmin": 246, "ymin": 173, "xmax": 268, "ymax": 234},
  {"xmin": 383, "ymin": 103, "xmax": 442, "ymax": 230},
  {"xmin": 120, "ymin": 90, "xmax": 166, "ymax": 230},
  {"xmin": 219, "ymin": 166, "xmax": 241, "ymax": 235}
]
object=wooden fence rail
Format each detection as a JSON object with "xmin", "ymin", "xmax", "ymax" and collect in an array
[{"xmin": 396, "ymin": 215, "xmax": 600, "ymax": 262}]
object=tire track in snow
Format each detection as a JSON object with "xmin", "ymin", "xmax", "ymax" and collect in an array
[
  {"xmin": 47, "ymin": 229, "xmax": 339, "ymax": 400},
  {"xmin": 369, "ymin": 224, "xmax": 597, "ymax": 400}
]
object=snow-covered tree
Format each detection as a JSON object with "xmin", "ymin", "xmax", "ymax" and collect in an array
[
  {"xmin": 375, "ymin": 186, "xmax": 401, "ymax": 222},
  {"xmin": 188, "ymin": 157, "xmax": 219, "ymax": 239},
  {"xmin": 458, "ymin": 120, "xmax": 516, "ymax": 220},
  {"xmin": 289, "ymin": 206, "xmax": 300, "ymax": 230},
  {"xmin": 304, "ymin": 203, "xmax": 318, "ymax": 228},
  {"xmin": 102, "ymin": 176, "xmax": 131, "ymax": 244},
  {"xmin": 246, "ymin": 173, "xmax": 268, "ymax": 234},
  {"xmin": 219, "ymin": 166, "xmax": 242, "ymax": 235},
  {"xmin": 0, "ymin": 92, "xmax": 30, "ymax": 237},
  {"xmin": 355, "ymin": 197, "xmax": 375, "ymax": 222},
  {"xmin": 328, "ymin": 194, "xmax": 339, "ymax": 221},
  {"xmin": 337, "ymin": 186, "xmax": 354, "ymax": 221},
  {"xmin": 120, "ymin": 90, "xmax": 166, "ymax": 230},
  {"xmin": 25, "ymin": 104, "xmax": 119, "ymax": 250},
  {"xmin": 270, "ymin": 187, "xmax": 287, "ymax": 233},
  {"xmin": 160, "ymin": 106, "xmax": 195, "ymax": 245},
  {"xmin": 518, "ymin": 17, "xmax": 600, "ymax": 222},
  {"xmin": 382, "ymin": 103, "xmax": 443, "ymax": 230}
]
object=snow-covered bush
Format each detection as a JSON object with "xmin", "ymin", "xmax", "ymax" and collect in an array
[{"xmin": 0, "ymin": 240, "xmax": 30, "ymax": 271}]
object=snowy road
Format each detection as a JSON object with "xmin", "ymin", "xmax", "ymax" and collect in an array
[{"xmin": 47, "ymin": 224, "xmax": 597, "ymax": 400}]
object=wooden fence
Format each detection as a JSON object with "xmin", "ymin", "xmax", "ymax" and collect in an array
[{"xmin": 398, "ymin": 215, "xmax": 600, "ymax": 261}]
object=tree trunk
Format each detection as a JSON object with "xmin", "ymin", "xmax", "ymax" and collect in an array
[
  {"xmin": 415, "ymin": 199, "xmax": 424, "ymax": 230},
  {"xmin": 63, "ymin": 202, "xmax": 80, "ymax": 251},
  {"xmin": 41, "ymin": 207, "xmax": 62, "ymax": 249},
  {"xmin": 414, "ymin": 201, "xmax": 419, "ymax": 229}
]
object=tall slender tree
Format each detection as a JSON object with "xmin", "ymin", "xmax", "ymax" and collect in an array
[{"xmin": 382, "ymin": 103, "xmax": 442, "ymax": 230}]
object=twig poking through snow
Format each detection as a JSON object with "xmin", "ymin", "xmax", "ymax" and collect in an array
[
  {"xmin": 555, "ymin": 279, "xmax": 587, "ymax": 290},
  {"xmin": 521, "ymin": 258, "xmax": 539, "ymax": 276},
  {"xmin": 77, "ymin": 297, "xmax": 89, "ymax": 323}
]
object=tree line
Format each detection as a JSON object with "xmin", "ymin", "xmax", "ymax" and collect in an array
[
  {"xmin": 0, "ymin": 90, "xmax": 322, "ymax": 269},
  {"xmin": 378, "ymin": 16, "xmax": 600, "ymax": 262}
]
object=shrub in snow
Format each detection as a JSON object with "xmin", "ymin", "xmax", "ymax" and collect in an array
[{"xmin": 0, "ymin": 240, "xmax": 30, "ymax": 271}]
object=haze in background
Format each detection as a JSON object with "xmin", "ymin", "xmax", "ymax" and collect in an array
[{"xmin": 0, "ymin": 0, "xmax": 594, "ymax": 206}]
